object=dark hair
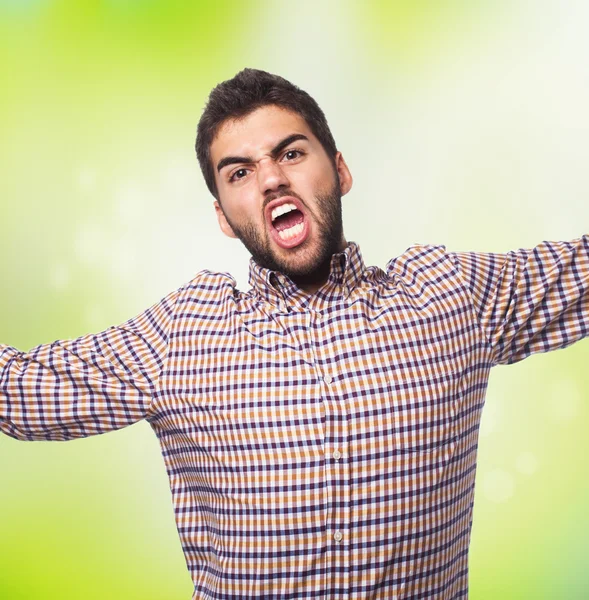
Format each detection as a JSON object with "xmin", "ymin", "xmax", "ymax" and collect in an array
[{"xmin": 195, "ymin": 68, "xmax": 338, "ymax": 201}]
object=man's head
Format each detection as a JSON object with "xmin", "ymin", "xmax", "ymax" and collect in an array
[{"xmin": 195, "ymin": 68, "xmax": 353, "ymax": 293}]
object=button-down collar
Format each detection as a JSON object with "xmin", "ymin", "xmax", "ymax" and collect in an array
[{"xmin": 247, "ymin": 241, "xmax": 366, "ymax": 311}]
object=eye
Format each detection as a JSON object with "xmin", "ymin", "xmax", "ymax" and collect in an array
[
  {"xmin": 282, "ymin": 149, "xmax": 304, "ymax": 161},
  {"xmin": 228, "ymin": 167, "xmax": 250, "ymax": 183}
]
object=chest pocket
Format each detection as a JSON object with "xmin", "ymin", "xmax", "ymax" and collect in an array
[
  {"xmin": 385, "ymin": 364, "xmax": 462, "ymax": 452},
  {"xmin": 339, "ymin": 300, "xmax": 469, "ymax": 455},
  {"xmin": 341, "ymin": 360, "xmax": 462, "ymax": 455}
]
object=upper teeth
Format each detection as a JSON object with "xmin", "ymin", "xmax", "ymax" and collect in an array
[{"xmin": 271, "ymin": 203, "xmax": 297, "ymax": 221}]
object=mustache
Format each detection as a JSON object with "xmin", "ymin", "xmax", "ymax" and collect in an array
[{"xmin": 264, "ymin": 189, "xmax": 306, "ymax": 210}]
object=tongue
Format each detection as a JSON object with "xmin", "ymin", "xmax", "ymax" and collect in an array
[{"xmin": 273, "ymin": 210, "xmax": 304, "ymax": 232}]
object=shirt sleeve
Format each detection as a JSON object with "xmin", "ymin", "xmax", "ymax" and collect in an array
[
  {"xmin": 0, "ymin": 286, "xmax": 180, "ymax": 441},
  {"xmin": 449, "ymin": 234, "xmax": 589, "ymax": 366}
]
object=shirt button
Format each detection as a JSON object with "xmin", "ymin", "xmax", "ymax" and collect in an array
[
  {"xmin": 323, "ymin": 375, "xmax": 333, "ymax": 385},
  {"xmin": 332, "ymin": 450, "xmax": 342, "ymax": 460},
  {"xmin": 333, "ymin": 531, "xmax": 343, "ymax": 543}
]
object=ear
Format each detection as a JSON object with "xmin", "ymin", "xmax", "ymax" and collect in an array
[
  {"xmin": 214, "ymin": 201, "xmax": 238, "ymax": 239},
  {"xmin": 334, "ymin": 151, "xmax": 353, "ymax": 196}
]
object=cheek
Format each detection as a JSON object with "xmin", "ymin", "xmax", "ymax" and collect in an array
[
  {"xmin": 311, "ymin": 162, "xmax": 337, "ymax": 193},
  {"xmin": 222, "ymin": 193, "xmax": 260, "ymax": 225},
  {"xmin": 293, "ymin": 170, "xmax": 325, "ymax": 203}
]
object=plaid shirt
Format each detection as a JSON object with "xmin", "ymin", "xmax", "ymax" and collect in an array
[{"xmin": 2, "ymin": 237, "xmax": 588, "ymax": 599}]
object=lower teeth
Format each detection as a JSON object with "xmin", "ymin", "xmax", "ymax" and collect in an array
[{"xmin": 278, "ymin": 222, "xmax": 304, "ymax": 241}]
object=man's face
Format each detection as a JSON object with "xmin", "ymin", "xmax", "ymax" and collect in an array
[{"xmin": 210, "ymin": 104, "xmax": 353, "ymax": 290}]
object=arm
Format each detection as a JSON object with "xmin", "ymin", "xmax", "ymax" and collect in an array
[
  {"xmin": 0, "ymin": 286, "xmax": 180, "ymax": 441},
  {"xmin": 450, "ymin": 234, "xmax": 589, "ymax": 366}
]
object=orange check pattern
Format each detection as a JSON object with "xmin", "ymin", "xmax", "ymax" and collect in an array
[{"xmin": 2, "ymin": 237, "xmax": 588, "ymax": 599}]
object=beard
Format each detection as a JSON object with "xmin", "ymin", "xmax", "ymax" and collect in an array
[{"xmin": 221, "ymin": 172, "xmax": 345, "ymax": 289}]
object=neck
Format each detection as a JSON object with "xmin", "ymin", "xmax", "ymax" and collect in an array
[{"xmin": 297, "ymin": 279, "xmax": 327, "ymax": 295}]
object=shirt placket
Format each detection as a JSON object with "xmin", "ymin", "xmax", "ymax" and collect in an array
[{"xmin": 312, "ymin": 309, "xmax": 351, "ymax": 600}]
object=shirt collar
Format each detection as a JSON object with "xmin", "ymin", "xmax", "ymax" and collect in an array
[{"xmin": 247, "ymin": 241, "xmax": 366, "ymax": 310}]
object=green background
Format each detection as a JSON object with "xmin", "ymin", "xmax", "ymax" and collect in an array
[{"xmin": 1, "ymin": 1, "xmax": 588, "ymax": 598}]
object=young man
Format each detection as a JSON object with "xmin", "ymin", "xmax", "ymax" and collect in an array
[{"xmin": 2, "ymin": 68, "xmax": 588, "ymax": 599}]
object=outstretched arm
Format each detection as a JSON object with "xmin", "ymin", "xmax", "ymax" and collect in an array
[
  {"xmin": 0, "ymin": 286, "xmax": 180, "ymax": 441},
  {"xmin": 450, "ymin": 234, "xmax": 589, "ymax": 366}
]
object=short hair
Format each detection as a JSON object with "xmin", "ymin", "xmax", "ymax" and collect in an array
[{"xmin": 195, "ymin": 68, "xmax": 338, "ymax": 201}]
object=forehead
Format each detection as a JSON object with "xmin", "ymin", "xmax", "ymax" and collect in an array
[{"xmin": 210, "ymin": 105, "xmax": 314, "ymax": 161}]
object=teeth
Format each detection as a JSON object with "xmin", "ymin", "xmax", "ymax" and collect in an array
[
  {"xmin": 278, "ymin": 222, "xmax": 304, "ymax": 241},
  {"xmin": 271, "ymin": 203, "xmax": 297, "ymax": 222}
]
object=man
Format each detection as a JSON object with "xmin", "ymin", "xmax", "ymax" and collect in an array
[{"xmin": 1, "ymin": 68, "xmax": 588, "ymax": 599}]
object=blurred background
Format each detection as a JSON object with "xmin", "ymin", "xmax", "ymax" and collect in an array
[{"xmin": 1, "ymin": 0, "xmax": 588, "ymax": 598}]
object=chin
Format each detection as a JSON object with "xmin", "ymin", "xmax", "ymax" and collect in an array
[{"xmin": 286, "ymin": 253, "xmax": 331, "ymax": 278}]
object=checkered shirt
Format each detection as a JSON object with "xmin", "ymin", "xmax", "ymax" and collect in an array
[{"xmin": 2, "ymin": 237, "xmax": 588, "ymax": 599}]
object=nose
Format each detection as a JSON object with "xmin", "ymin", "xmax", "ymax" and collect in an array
[{"xmin": 257, "ymin": 157, "xmax": 290, "ymax": 196}]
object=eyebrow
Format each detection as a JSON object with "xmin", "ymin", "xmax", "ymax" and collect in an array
[{"xmin": 216, "ymin": 133, "xmax": 310, "ymax": 174}]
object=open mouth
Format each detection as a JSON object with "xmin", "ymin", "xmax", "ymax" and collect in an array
[{"xmin": 267, "ymin": 197, "xmax": 310, "ymax": 249}]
